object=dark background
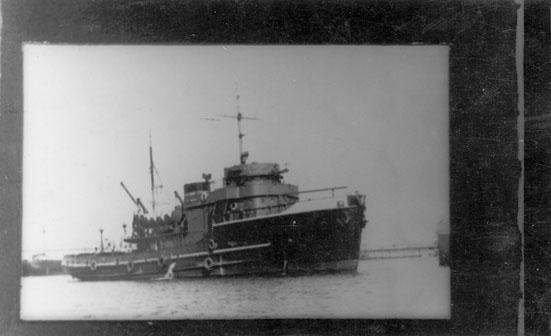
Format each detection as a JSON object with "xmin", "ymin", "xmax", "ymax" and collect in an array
[
  {"xmin": 0, "ymin": 0, "xmax": 526, "ymax": 335},
  {"xmin": 526, "ymin": 1, "xmax": 551, "ymax": 334}
]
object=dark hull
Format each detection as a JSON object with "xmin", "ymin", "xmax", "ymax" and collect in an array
[{"xmin": 64, "ymin": 206, "xmax": 365, "ymax": 281}]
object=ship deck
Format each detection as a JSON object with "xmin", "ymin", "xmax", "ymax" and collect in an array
[{"xmin": 213, "ymin": 201, "xmax": 356, "ymax": 228}]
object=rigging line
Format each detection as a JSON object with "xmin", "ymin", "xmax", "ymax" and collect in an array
[
  {"xmin": 153, "ymin": 165, "xmax": 164, "ymax": 188},
  {"xmin": 297, "ymin": 196, "xmax": 337, "ymax": 203}
]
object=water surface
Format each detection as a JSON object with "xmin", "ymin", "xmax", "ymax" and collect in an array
[{"xmin": 21, "ymin": 256, "xmax": 449, "ymax": 320}]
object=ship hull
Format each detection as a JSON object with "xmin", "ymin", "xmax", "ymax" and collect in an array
[
  {"xmin": 22, "ymin": 259, "xmax": 64, "ymax": 277},
  {"xmin": 64, "ymin": 206, "xmax": 365, "ymax": 281}
]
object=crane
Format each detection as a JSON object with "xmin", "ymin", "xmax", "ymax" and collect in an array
[{"xmin": 120, "ymin": 181, "xmax": 148, "ymax": 214}]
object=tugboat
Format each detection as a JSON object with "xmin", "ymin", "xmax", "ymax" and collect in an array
[{"xmin": 62, "ymin": 99, "xmax": 367, "ymax": 281}]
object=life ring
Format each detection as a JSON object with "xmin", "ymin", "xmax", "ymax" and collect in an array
[
  {"xmin": 230, "ymin": 202, "xmax": 238, "ymax": 211},
  {"xmin": 208, "ymin": 239, "xmax": 218, "ymax": 250},
  {"xmin": 127, "ymin": 261, "xmax": 134, "ymax": 272},
  {"xmin": 200, "ymin": 192, "xmax": 208, "ymax": 202},
  {"xmin": 89, "ymin": 261, "xmax": 97, "ymax": 271},
  {"xmin": 336, "ymin": 214, "xmax": 350, "ymax": 227},
  {"xmin": 203, "ymin": 257, "xmax": 214, "ymax": 271}
]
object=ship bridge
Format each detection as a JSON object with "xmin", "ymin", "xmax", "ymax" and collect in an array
[
  {"xmin": 224, "ymin": 162, "xmax": 286, "ymax": 186},
  {"xmin": 192, "ymin": 162, "xmax": 298, "ymax": 222}
]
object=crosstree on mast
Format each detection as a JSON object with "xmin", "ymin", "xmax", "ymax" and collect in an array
[{"xmin": 220, "ymin": 88, "xmax": 260, "ymax": 164}]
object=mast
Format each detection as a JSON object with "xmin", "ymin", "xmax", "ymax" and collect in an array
[
  {"xmin": 99, "ymin": 229, "xmax": 104, "ymax": 253},
  {"xmin": 149, "ymin": 133, "xmax": 155, "ymax": 212},
  {"xmin": 220, "ymin": 85, "xmax": 259, "ymax": 164},
  {"xmin": 236, "ymin": 91, "xmax": 244, "ymax": 162}
]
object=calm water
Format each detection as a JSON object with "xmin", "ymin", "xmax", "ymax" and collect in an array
[{"xmin": 21, "ymin": 256, "xmax": 449, "ymax": 320}]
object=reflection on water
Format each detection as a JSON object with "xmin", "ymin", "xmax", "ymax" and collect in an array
[{"xmin": 21, "ymin": 257, "xmax": 449, "ymax": 320}]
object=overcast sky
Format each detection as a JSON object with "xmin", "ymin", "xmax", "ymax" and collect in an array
[{"xmin": 22, "ymin": 45, "xmax": 449, "ymax": 259}]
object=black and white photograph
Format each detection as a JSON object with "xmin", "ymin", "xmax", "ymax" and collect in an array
[
  {"xmin": 20, "ymin": 45, "xmax": 450, "ymax": 320},
  {"xmin": 0, "ymin": 0, "xmax": 525, "ymax": 334}
]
